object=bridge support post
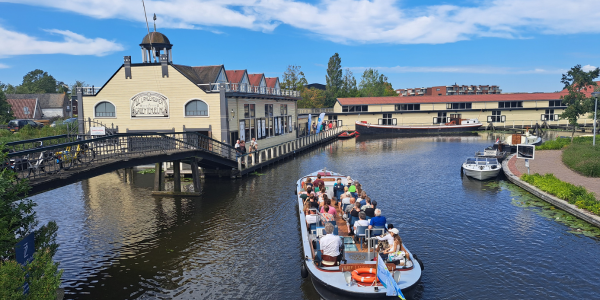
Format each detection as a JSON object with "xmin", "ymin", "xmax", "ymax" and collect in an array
[
  {"xmin": 238, "ymin": 157, "xmax": 242, "ymax": 170},
  {"xmin": 190, "ymin": 158, "xmax": 201, "ymax": 193},
  {"xmin": 122, "ymin": 168, "xmax": 128, "ymax": 183},
  {"xmin": 154, "ymin": 163, "xmax": 163, "ymax": 191},
  {"xmin": 259, "ymin": 151, "xmax": 263, "ymax": 164},
  {"xmin": 251, "ymin": 152, "xmax": 255, "ymax": 165},
  {"xmin": 173, "ymin": 160, "xmax": 181, "ymax": 192}
]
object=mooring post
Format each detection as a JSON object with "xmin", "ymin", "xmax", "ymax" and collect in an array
[
  {"xmin": 154, "ymin": 163, "xmax": 163, "ymax": 191},
  {"xmin": 190, "ymin": 158, "xmax": 201, "ymax": 193},
  {"xmin": 173, "ymin": 160, "xmax": 181, "ymax": 192}
]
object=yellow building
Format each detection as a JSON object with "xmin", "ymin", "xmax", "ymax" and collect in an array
[
  {"xmin": 331, "ymin": 92, "xmax": 596, "ymax": 129},
  {"xmin": 80, "ymin": 32, "xmax": 300, "ymax": 149}
]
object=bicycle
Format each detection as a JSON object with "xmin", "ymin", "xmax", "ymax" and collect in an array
[{"xmin": 54, "ymin": 143, "xmax": 96, "ymax": 171}]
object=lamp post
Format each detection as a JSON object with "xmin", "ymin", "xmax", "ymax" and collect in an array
[{"xmin": 591, "ymin": 92, "xmax": 600, "ymax": 146}]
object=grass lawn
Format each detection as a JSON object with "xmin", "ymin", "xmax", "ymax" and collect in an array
[{"xmin": 562, "ymin": 143, "xmax": 600, "ymax": 177}]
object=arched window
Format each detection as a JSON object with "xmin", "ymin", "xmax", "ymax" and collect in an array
[
  {"xmin": 185, "ymin": 100, "xmax": 208, "ymax": 116},
  {"xmin": 95, "ymin": 102, "xmax": 115, "ymax": 117}
]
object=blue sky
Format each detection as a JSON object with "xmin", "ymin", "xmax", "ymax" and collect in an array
[{"xmin": 1, "ymin": 0, "xmax": 599, "ymax": 93}]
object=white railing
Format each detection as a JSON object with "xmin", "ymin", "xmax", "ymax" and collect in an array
[
  {"xmin": 200, "ymin": 83, "xmax": 301, "ymax": 97},
  {"xmin": 80, "ymin": 86, "xmax": 100, "ymax": 96}
]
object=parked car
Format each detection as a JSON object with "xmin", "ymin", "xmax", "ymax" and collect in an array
[
  {"xmin": 7, "ymin": 119, "xmax": 44, "ymax": 132},
  {"xmin": 50, "ymin": 118, "xmax": 77, "ymax": 128}
]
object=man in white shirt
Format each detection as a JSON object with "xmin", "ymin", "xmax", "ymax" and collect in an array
[
  {"xmin": 341, "ymin": 193, "xmax": 351, "ymax": 205},
  {"xmin": 306, "ymin": 209, "xmax": 319, "ymax": 226},
  {"xmin": 319, "ymin": 223, "xmax": 342, "ymax": 266},
  {"xmin": 353, "ymin": 212, "xmax": 370, "ymax": 233}
]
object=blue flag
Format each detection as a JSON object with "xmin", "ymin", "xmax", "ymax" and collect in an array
[
  {"xmin": 308, "ymin": 114, "xmax": 312, "ymax": 134},
  {"xmin": 315, "ymin": 112, "xmax": 326, "ymax": 134},
  {"xmin": 377, "ymin": 255, "xmax": 405, "ymax": 299}
]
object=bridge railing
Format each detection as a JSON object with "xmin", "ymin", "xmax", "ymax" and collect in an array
[
  {"xmin": 235, "ymin": 127, "xmax": 343, "ymax": 172},
  {"xmin": 3, "ymin": 132, "xmax": 237, "ymax": 181}
]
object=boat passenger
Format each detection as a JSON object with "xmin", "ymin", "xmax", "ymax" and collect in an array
[
  {"xmin": 306, "ymin": 209, "xmax": 319, "ymax": 226},
  {"xmin": 353, "ymin": 211, "xmax": 369, "ymax": 235},
  {"xmin": 304, "ymin": 177, "xmax": 313, "ymax": 190},
  {"xmin": 308, "ymin": 193, "xmax": 319, "ymax": 211},
  {"xmin": 313, "ymin": 174, "xmax": 324, "ymax": 188},
  {"xmin": 300, "ymin": 187, "xmax": 311, "ymax": 202},
  {"xmin": 355, "ymin": 183, "xmax": 362, "ymax": 196},
  {"xmin": 333, "ymin": 178, "xmax": 344, "ymax": 200},
  {"xmin": 320, "ymin": 203, "xmax": 336, "ymax": 215},
  {"xmin": 341, "ymin": 192, "xmax": 351, "ymax": 205},
  {"xmin": 348, "ymin": 182, "xmax": 357, "ymax": 199},
  {"xmin": 318, "ymin": 223, "xmax": 342, "ymax": 266},
  {"xmin": 368, "ymin": 209, "xmax": 387, "ymax": 229},
  {"xmin": 364, "ymin": 199, "xmax": 376, "ymax": 219},
  {"xmin": 380, "ymin": 228, "xmax": 401, "ymax": 261},
  {"xmin": 344, "ymin": 197, "xmax": 356, "ymax": 217},
  {"xmin": 360, "ymin": 197, "xmax": 372, "ymax": 211},
  {"xmin": 359, "ymin": 191, "xmax": 368, "ymax": 206},
  {"xmin": 347, "ymin": 201, "xmax": 361, "ymax": 234},
  {"xmin": 375, "ymin": 224, "xmax": 395, "ymax": 252}
]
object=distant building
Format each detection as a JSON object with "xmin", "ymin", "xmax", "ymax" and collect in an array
[
  {"xmin": 396, "ymin": 84, "xmax": 501, "ymax": 97},
  {"xmin": 6, "ymin": 98, "xmax": 42, "ymax": 120},
  {"xmin": 6, "ymin": 93, "xmax": 69, "ymax": 119},
  {"xmin": 305, "ymin": 83, "xmax": 326, "ymax": 91}
]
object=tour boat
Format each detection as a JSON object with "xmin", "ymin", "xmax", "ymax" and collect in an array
[
  {"xmin": 495, "ymin": 131, "xmax": 542, "ymax": 153},
  {"xmin": 461, "ymin": 157, "xmax": 501, "ymax": 180},
  {"xmin": 338, "ymin": 130, "xmax": 360, "ymax": 139},
  {"xmin": 297, "ymin": 169, "xmax": 423, "ymax": 299},
  {"xmin": 355, "ymin": 115, "xmax": 482, "ymax": 135}
]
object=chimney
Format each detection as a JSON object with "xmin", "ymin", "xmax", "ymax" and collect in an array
[
  {"xmin": 124, "ymin": 56, "xmax": 132, "ymax": 79},
  {"xmin": 160, "ymin": 54, "xmax": 169, "ymax": 78}
]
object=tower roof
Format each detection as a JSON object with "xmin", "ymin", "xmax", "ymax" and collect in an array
[{"xmin": 140, "ymin": 32, "xmax": 172, "ymax": 48}]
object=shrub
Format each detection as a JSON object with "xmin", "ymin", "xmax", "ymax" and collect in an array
[{"xmin": 521, "ymin": 173, "xmax": 600, "ymax": 215}]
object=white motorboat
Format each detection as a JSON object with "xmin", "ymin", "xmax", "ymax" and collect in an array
[
  {"xmin": 297, "ymin": 169, "xmax": 422, "ymax": 298},
  {"xmin": 462, "ymin": 157, "xmax": 501, "ymax": 180}
]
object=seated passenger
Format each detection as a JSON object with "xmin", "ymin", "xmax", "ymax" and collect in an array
[
  {"xmin": 368, "ymin": 208, "xmax": 387, "ymax": 229},
  {"xmin": 361, "ymin": 197, "xmax": 373, "ymax": 211},
  {"xmin": 347, "ymin": 201, "xmax": 361, "ymax": 234},
  {"xmin": 306, "ymin": 209, "xmax": 319, "ymax": 226},
  {"xmin": 318, "ymin": 223, "xmax": 342, "ymax": 266},
  {"xmin": 348, "ymin": 181, "xmax": 357, "ymax": 199},
  {"xmin": 380, "ymin": 229, "xmax": 402, "ymax": 262},
  {"xmin": 304, "ymin": 177, "xmax": 313, "ymax": 191},
  {"xmin": 320, "ymin": 203, "xmax": 336, "ymax": 215},
  {"xmin": 313, "ymin": 174, "xmax": 324, "ymax": 188},
  {"xmin": 375, "ymin": 224, "xmax": 395, "ymax": 252},
  {"xmin": 344, "ymin": 197, "xmax": 356, "ymax": 217},
  {"xmin": 308, "ymin": 193, "xmax": 319, "ymax": 210},
  {"xmin": 359, "ymin": 191, "xmax": 368, "ymax": 206},
  {"xmin": 353, "ymin": 211, "xmax": 370, "ymax": 234},
  {"xmin": 341, "ymin": 191, "xmax": 351, "ymax": 205},
  {"xmin": 333, "ymin": 178, "xmax": 345, "ymax": 200}
]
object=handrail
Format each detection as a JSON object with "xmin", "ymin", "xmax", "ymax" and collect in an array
[{"xmin": 5, "ymin": 135, "xmax": 71, "ymax": 146}]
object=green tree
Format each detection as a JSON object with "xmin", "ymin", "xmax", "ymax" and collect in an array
[
  {"xmin": 358, "ymin": 68, "xmax": 397, "ymax": 97},
  {"xmin": 299, "ymin": 88, "xmax": 327, "ymax": 108},
  {"xmin": 18, "ymin": 69, "xmax": 58, "ymax": 94},
  {"xmin": 0, "ymin": 89, "xmax": 14, "ymax": 124},
  {"xmin": 560, "ymin": 64, "xmax": 600, "ymax": 141},
  {"xmin": 0, "ymin": 145, "xmax": 63, "ymax": 298},
  {"xmin": 340, "ymin": 68, "xmax": 359, "ymax": 98},
  {"xmin": 0, "ymin": 81, "xmax": 17, "ymax": 94},
  {"xmin": 325, "ymin": 53, "xmax": 343, "ymax": 107},
  {"xmin": 281, "ymin": 65, "xmax": 308, "ymax": 91}
]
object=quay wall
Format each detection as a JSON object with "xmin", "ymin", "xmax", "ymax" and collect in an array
[{"xmin": 502, "ymin": 154, "xmax": 600, "ymax": 229}]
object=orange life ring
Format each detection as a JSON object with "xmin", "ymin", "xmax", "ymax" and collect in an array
[{"xmin": 351, "ymin": 268, "xmax": 378, "ymax": 283}]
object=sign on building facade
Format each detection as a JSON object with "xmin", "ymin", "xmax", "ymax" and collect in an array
[{"xmin": 130, "ymin": 91, "xmax": 169, "ymax": 118}]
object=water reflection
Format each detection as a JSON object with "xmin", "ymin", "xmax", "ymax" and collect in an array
[{"xmin": 32, "ymin": 132, "xmax": 600, "ymax": 300}]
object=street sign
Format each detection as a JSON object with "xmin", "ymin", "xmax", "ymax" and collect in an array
[
  {"xmin": 517, "ymin": 144, "xmax": 535, "ymax": 160},
  {"xmin": 15, "ymin": 232, "xmax": 35, "ymax": 294},
  {"xmin": 90, "ymin": 127, "xmax": 106, "ymax": 135}
]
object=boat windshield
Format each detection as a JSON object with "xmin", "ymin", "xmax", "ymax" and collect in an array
[{"xmin": 466, "ymin": 157, "xmax": 498, "ymax": 164}]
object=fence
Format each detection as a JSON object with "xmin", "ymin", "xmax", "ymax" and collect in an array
[
  {"xmin": 3, "ymin": 132, "xmax": 237, "ymax": 181},
  {"xmin": 297, "ymin": 108, "xmax": 334, "ymax": 114},
  {"xmin": 235, "ymin": 127, "xmax": 342, "ymax": 172}
]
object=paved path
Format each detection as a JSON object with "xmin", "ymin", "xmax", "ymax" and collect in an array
[{"xmin": 508, "ymin": 150, "xmax": 600, "ymax": 197}]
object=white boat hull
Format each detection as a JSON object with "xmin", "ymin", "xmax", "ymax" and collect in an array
[{"xmin": 462, "ymin": 167, "xmax": 501, "ymax": 180}]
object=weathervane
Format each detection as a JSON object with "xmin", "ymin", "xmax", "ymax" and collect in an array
[{"xmin": 153, "ymin": 13, "xmax": 157, "ymax": 32}]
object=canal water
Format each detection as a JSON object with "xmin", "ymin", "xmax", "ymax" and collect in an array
[{"xmin": 33, "ymin": 132, "xmax": 600, "ymax": 299}]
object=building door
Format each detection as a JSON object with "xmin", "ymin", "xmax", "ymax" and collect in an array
[{"xmin": 230, "ymin": 131, "xmax": 239, "ymax": 147}]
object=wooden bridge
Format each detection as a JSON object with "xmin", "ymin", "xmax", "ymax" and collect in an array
[{"xmin": 4, "ymin": 127, "xmax": 343, "ymax": 195}]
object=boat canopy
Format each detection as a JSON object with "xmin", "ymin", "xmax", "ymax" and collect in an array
[{"xmin": 465, "ymin": 157, "xmax": 499, "ymax": 165}]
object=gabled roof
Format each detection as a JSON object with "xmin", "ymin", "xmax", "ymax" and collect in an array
[
  {"xmin": 337, "ymin": 92, "xmax": 570, "ymax": 106},
  {"xmin": 7, "ymin": 93, "xmax": 66, "ymax": 109},
  {"xmin": 171, "ymin": 64, "xmax": 226, "ymax": 91},
  {"xmin": 226, "ymin": 70, "xmax": 247, "ymax": 84},
  {"xmin": 265, "ymin": 77, "xmax": 279, "ymax": 89},
  {"xmin": 248, "ymin": 74, "xmax": 265, "ymax": 86},
  {"xmin": 7, "ymin": 98, "xmax": 38, "ymax": 119}
]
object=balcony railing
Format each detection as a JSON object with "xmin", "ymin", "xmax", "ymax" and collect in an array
[
  {"xmin": 200, "ymin": 83, "xmax": 301, "ymax": 97},
  {"xmin": 79, "ymin": 86, "xmax": 100, "ymax": 96}
]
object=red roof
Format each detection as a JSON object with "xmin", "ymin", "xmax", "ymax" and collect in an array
[
  {"xmin": 337, "ymin": 92, "xmax": 570, "ymax": 105},
  {"xmin": 7, "ymin": 98, "xmax": 37, "ymax": 119},
  {"xmin": 265, "ymin": 77, "xmax": 278, "ymax": 88},
  {"xmin": 226, "ymin": 70, "xmax": 246, "ymax": 83},
  {"xmin": 248, "ymin": 74, "xmax": 264, "ymax": 86}
]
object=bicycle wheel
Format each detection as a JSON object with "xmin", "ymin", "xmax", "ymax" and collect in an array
[{"xmin": 77, "ymin": 148, "xmax": 96, "ymax": 164}]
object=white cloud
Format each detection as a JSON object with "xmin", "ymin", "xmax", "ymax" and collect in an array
[
  {"xmin": 3, "ymin": 0, "xmax": 600, "ymax": 44},
  {"xmin": 0, "ymin": 63, "xmax": 8, "ymax": 69},
  {"xmin": 349, "ymin": 65, "xmax": 567, "ymax": 75},
  {"xmin": 0, "ymin": 26, "xmax": 124, "ymax": 56},
  {"xmin": 582, "ymin": 65, "xmax": 598, "ymax": 72}
]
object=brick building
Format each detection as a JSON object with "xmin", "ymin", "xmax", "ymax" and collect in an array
[{"xmin": 396, "ymin": 84, "xmax": 501, "ymax": 96}]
